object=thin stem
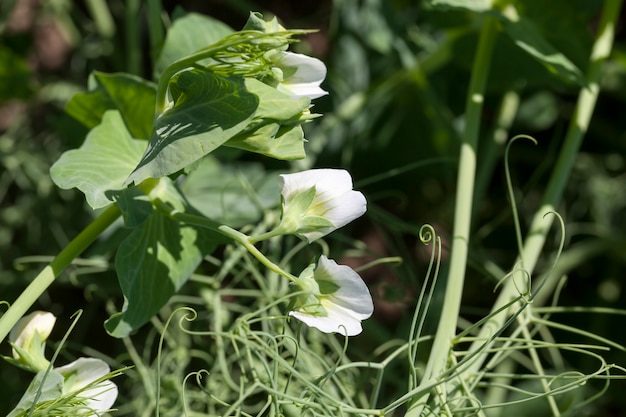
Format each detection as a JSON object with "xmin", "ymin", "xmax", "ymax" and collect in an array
[
  {"xmin": 146, "ymin": 0, "xmax": 165, "ymax": 66},
  {"xmin": 461, "ymin": 0, "xmax": 622, "ymax": 391},
  {"xmin": 405, "ymin": 15, "xmax": 499, "ymax": 416},
  {"xmin": 125, "ymin": 0, "xmax": 142, "ymax": 75},
  {"xmin": 151, "ymin": 200, "xmax": 300, "ymax": 284},
  {"xmin": 0, "ymin": 205, "xmax": 122, "ymax": 344},
  {"xmin": 218, "ymin": 225, "xmax": 299, "ymax": 284}
]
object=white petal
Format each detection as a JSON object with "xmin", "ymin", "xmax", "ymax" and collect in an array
[
  {"xmin": 289, "ymin": 303, "xmax": 364, "ymax": 336},
  {"xmin": 10, "ymin": 311, "xmax": 56, "ymax": 356},
  {"xmin": 56, "ymin": 357, "xmax": 118, "ymax": 412},
  {"xmin": 316, "ymin": 256, "xmax": 373, "ymax": 319},
  {"xmin": 280, "ymin": 169, "xmax": 351, "ymax": 201},
  {"xmin": 320, "ymin": 190, "xmax": 367, "ymax": 229},
  {"xmin": 275, "ymin": 52, "xmax": 328, "ymax": 99}
]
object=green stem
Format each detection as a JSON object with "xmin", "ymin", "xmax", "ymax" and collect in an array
[
  {"xmin": 146, "ymin": 0, "xmax": 165, "ymax": 66},
  {"xmin": 460, "ymin": 0, "xmax": 622, "ymax": 393},
  {"xmin": 405, "ymin": 16, "xmax": 499, "ymax": 416},
  {"xmin": 125, "ymin": 0, "xmax": 142, "ymax": 75},
  {"xmin": 151, "ymin": 200, "xmax": 299, "ymax": 284},
  {"xmin": 0, "ymin": 205, "xmax": 122, "ymax": 345},
  {"xmin": 218, "ymin": 225, "xmax": 299, "ymax": 284},
  {"xmin": 85, "ymin": 0, "xmax": 115, "ymax": 38}
]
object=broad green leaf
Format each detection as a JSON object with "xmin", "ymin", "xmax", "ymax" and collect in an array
[
  {"xmin": 126, "ymin": 69, "xmax": 259, "ymax": 185},
  {"xmin": 7, "ymin": 370, "xmax": 64, "ymax": 417},
  {"xmin": 105, "ymin": 178, "xmax": 220, "ymax": 338},
  {"xmin": 155, "ymin": 13, "xmax": 234, "ymax": 76},
  {"xmin": 223, "ymin": 78, "xmax": 310, "ymax": 159},
  {"xmin": 65, "ymin": 72, "xmax": 157, "ymax": 139},
  {"xmin": 50, "ymin": 110, "xmax": 147, "ymax": 209},
  {"xmin": 245, "ymin": 77, "xmax": 310, "ymax": 120},
  {"xmin": 181, "ymin": 157, "xmax": 279, "ymax": 228},
  {"xmin": 0, "ymin": 46, "xmax": 32, "ymax": 101},
  {"xmin": 498, "ymin": 5, "xmax": 585, "ymax": 86},
  {"xmin": 106, "ymin": 187, "xmax": 153, "ymax": 227}
]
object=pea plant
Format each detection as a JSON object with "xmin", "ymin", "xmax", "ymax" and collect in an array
[{"xmin": 1, "ymin": 2, "xmax": 625, "ymax": 416}]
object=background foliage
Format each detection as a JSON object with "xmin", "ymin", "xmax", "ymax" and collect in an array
[{"xmin": 1, "ymin": 0, "xmax": 625, "ymax": 415}]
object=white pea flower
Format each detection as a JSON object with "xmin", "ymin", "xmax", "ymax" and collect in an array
[
  {"xmin": 290, "ymin": 256, "xmax": 373, "ymax": 336},
  {"xmin": 8, "ymin": 311, "xmax": 56, "ymax": 372},
  {"xmin": 56, "ymin": 357, "xmax": 118, "ymax": 414},
  {"xmin": 277, "ymin": 169, "xmax": 367, "ymax": 243},
  {"xmin": 271, "ymin": 51, "xmax": 328, "ymax": 100}
]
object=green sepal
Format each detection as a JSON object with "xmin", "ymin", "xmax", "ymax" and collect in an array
[
  {"xmin": 296, "ymin": 215, "xmax": 336, "ymax": 232},
  {"xmin": 284, "ymin": 186, "xmax": 316, "ymax": 217}
]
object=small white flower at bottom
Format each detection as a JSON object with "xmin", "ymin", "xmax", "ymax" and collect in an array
[
  {"xmin": 289, "ymin": 256, "xmax": 373, "ymax": 336},
  {"xmin": 56, "ymin": 357, "xmax": 118, "ymax": 414}
]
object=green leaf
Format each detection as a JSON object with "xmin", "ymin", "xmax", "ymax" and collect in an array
[
  {"xmin": 180, "ymin": 157, "xmax": 279, "ymax": 228},
  {"xmin": 499, "ymin": 6, "xmax": 585, "ymax": 86},
  {"xmin": 223, "ymin": 78, "xmax": 309, "ymax": 159},
  {"xmin": 126, "ymin": 69, "xmax": 259, "ymax": 185},
  {"xmin": 105, "ymin": 178, "xmax": 220, "ymax": 338},
  {"xmin": 50, "ymin": 110, "xmax": 147, "ymax": 209},
  {"xmin": 65, "ymin": 72, "xmax": 157, "ymax": 139},
  {"xmin": 7, "ymin": 370, "xmax": 64, "ymax": 417},
  {"xmin": 155, "ymin": 12, "xmax": 234, "ymax": 76},
  {"xmin": 107, "ymin": 187, "xmax": 153, "ymax": 227}
]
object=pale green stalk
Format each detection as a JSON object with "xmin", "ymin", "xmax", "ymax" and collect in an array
[
  {"xmin": 404, "ymin": 16, "xmax": 499, "ymax": 416},
  {"xmin": 0, "ymin": 205, "xmax": 121, "ymax": 345},
  {"xmin": 459, "ymin": 0, "xmax": 622, "ymax": 394}
]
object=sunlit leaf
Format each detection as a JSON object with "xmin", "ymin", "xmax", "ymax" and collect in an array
[
  {"xmin": 126, "ymin": 69, "xmax": 259, "ymax": 185},
  {"xmin": 50, "ymin": 110, "xmax": 147, "ymax": 209},
  {"xmin": 65, "ymin": 72, "xmax": 157, "ymax": 139},
  {"xmin": 223, "ymin": 78, "xmax": 310, "ymax": 160},
  {"xmin": 104, "ymin": 178, "xmax": 221, "ymax": 338}
]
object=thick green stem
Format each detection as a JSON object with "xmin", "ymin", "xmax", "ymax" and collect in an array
[
  {"xmin": 0, "ymin": 205, "xmax": 122, "ymax": 344},
  {"xmin": 405, "ymin": 16, "xmax": 499, "ymax": 415},
  {"xmin": 461, "ymin": 0, "xmax": 622, "ymax": 390}
]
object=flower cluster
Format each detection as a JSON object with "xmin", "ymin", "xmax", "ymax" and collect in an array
[
  {"xmin": 251, "ymin": 169, "xmax": 373, "ymax": 336},
  {"xmin": 6, "ymin": 311, "xmax": 118, "ymax": 415}
]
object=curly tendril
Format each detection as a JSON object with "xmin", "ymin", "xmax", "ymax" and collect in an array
[
  {"xmin": 419, "ymin": 224, "xmax": 436, "ymax": 245},
  {"xmin": 504, "ymin": 134, "xmax": 538, "ymax": 263}
]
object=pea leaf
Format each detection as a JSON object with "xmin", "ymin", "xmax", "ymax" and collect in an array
[
  {"xmin": 126, "ymin": 69, "xmax": 259, "ymax": 185},
  {"xmin": 223, "ymin": 78, "xmax": 310, "ymax": 160},
  {"xmin": 50, "ymin": 110, "xmax": 147, "ymax": 209},
  {"xmin": 155, "ymin": 12, "xmax": 234, "ymax": 76},
  {"xmin": 105, "ymin": 178, "xmax": 221, "ymax": 338},
  {"xmin": 181, "ymin": 157, "xmax": 279, "ymax": 228},
  {"xmin": 65, "ymin": 72, "xmax": 157, "ymax": 139}
]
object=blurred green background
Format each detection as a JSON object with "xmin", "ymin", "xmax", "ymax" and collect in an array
[{"xmin": 1, "ymin": 0, "xmax": 625, "ymax": 415}]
